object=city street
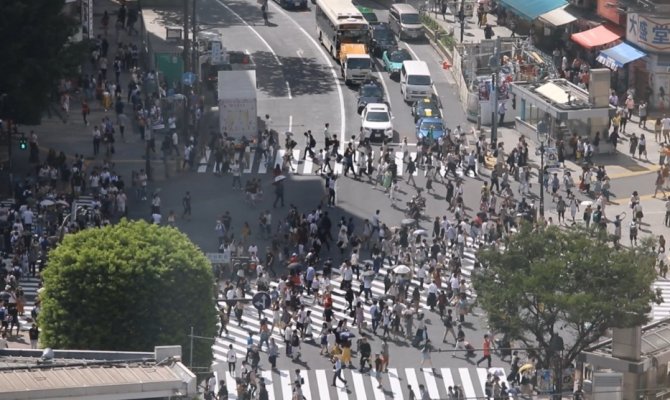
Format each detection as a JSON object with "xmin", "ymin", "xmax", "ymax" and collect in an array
[{"xmin": 7, "ymin": 0, "xmax": 670, "ymax": 398}]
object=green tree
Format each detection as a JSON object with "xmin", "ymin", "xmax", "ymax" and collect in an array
[
  {"xmin": 0, "ymin": 0, "xmax": 86, "ymax": 124},
  {"xmin": 40, "ymin": 220, "xmax": 217, "ymax": 368},
  {"xmin": 473, "ymin": 225, "xmax": 662, "ymax": 368}
]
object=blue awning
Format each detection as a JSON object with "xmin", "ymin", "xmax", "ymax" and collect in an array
[
  {"xmin": 596, "ymin": 42, "xmax": 647, "ymax": 71},
  {"xmin": 499, "ymin": 0, "xmax": 567, "ymax": 20}
]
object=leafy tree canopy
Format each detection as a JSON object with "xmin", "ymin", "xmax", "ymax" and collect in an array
[
  {"xmin": 0, "ymin": 0, "xmax": 86, "ymax": 124},
  {"xmin": 473, "ymin": 225, "xmax": 661, "ymax": 368},
  {"xmin": 40, "ymin": 220, "xmax": 217, "ymax": 368}
]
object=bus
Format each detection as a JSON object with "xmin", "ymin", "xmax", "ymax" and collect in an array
[{"xmin": 315, "ymin": 0, "xmax": 370, "ymax": 60}]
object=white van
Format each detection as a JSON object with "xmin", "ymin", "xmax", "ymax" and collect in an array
[
  {"xmin": 388, "ymin": 3, "xmax": 424, "ymax": 40},
  {"xmin": 400, "ymin": 60, "xmax": 432, "ymax": 102}
]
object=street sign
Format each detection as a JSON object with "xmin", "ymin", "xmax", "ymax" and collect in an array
[
  {"xmin": 252, "ymin": 292, "xmax": 271, "ymax": 311},
  {"xmin": 206, "ymin": 252, "xmax": 230, "ymax": 264},
  {"xmin": 182, "ymin": 72, "xmax": 196, "ymax": 86}
]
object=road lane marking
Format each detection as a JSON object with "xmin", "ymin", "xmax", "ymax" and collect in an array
[
  {"xmin": 280, "ymin": 369, "xmax": 292, "ymax": 400},
  {"xmin": 458, "ymin": 368, "xmax": 477, "ymax": 399},
  {"xmin": 260, "ymin": 370, "xmax": 276, "ymax": 400},
  {"xmin": 405, "ymin": 368, "xmax": 421, "ymax": 399},
  {"xmin": 388, "ymin": 368, "xmax": 404, "ymax": 400},
  {"xmin": 440, "ymin": 368, "xmax": 455, "ymax": 393},
  {"xmin": 214, "ymin": 0, "xmax": 283, "ymax": 66},
  {"xmin": 269, "ymin": 2, "xmax": 346, "ymax": 152},
  {"xmin": 289, "ymin": 115, "xmax": 293, "ymax": 132},
  {"xmin": 422, "ymin": 368, "xmax": 440, "ymax": 399},
  {"xmin": 297, "ymin": 49, "xmax": 305, "ymax": 59},
  {"xmin": 286, "ymin": 81, "xmax": 293, "ymax": 99}
]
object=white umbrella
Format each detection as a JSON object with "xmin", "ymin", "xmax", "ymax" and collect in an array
[
  {"xmin": 580, "ymin": 200, "xmax": 593, "ymax": 207},
  {"xmin": 362, "ymin": 270, "xmax": 375, "ymax": 277},
  {"xmin": 413, "ymin": 229, "xmax": 427, "ymax": 236},
  {"xmin": 393, "ymin": 265, "xmax": 411, "ymax": 274},
  {"xmin": 274, "ymin": 175, "xmax": 286, "ymax": 183},
  {"xmin": 56, "ymin": 200, "xmax": 70, "ymax": 207},
  {"xmin": 40, "ymin": 199, "xmax": 55, "ymax": 207}
]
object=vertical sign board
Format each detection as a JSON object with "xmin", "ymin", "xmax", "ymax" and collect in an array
[{"xmin": 627, "ymin": 13, "xmax": 670, "ymax": 53}]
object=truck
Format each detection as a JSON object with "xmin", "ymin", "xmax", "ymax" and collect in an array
[
  {"xmin": 339, "ymin": 43, "xmax": 372, "ymax": 85},
  {"xmin": 217, "ymin": 70, "xmax": 258, "ymax": 139},
  {"xmin": 197, "ymin": 31, "xmax": 255, "ymax": 90}
]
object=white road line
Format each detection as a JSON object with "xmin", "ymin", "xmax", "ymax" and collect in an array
[
  {"xmin": 459, "ymin": 368, "xmax": 477, "ymax": 399},
  {"xmin": 441, "ymin": 368, "xmax": 455, "ymax": 394},
  {"xmin": 422, "ymin": 368, "xmax": 440, "ymax": 399},
  {"xmin": 226, "ymin": 371, "xmax": 238, "ymax": 399},
  {"xmin": 405, "ymin": 368, "xmax": 421, "ymax": 399},
  {"xmin": 197, "ymin": 148, "xmax": 211, "ymax": 173},
  {"xmin": 291, "ymin": 149, "xmax": 300, "ymax": 172},
  {"xmin": 302, "ymin": 373, "xmax": 313, "ymax": 400},
  {"xmin": 214, "ymin": 0, "xmax": 283, "ymax": 66},
  {"xmin": 269, "ymin": 2, "xmax": 346, "ymax": 152},
  {"xmin": 371, "ymin": 371, "xmax": 385, "ymax": 400},
  {"xmin": 280, "ymin": 369, "xmax": 292, "ymax": 400},
  {"xmin": 476, "ymin": 368, "xmax": 489, "ymax": 396},
  {"xmin": 388, "ymin": 368, "xmax": 404, "ymax": 400},
  {"xmin": 376, "ymin": 69, "xmax": 393, "ymax": 112},
  {"xmin": 297, "ymin": 49, "xmax": 305, "ymax": 59},
  {"xmin": 410, "ymin": 151, "xmax": 418, "ymax": 176},
  {"xmin": 315, "ymin": 370, "xmax": 332, "ymax": 400},
  {"xmin": 260, "ymin": 370, "xmax": 276, "ymax": 400},
  {"xmin": 351, "ymin": 370, "xmax": 367, "ymax": 400},
  {"xmin": 286, "ymin": 81, "xmax": 293, "ymax": 99},
  {"xmin": 303, "ymin": 156, "xmax": 313, "ymax": 174},
  {"xmin": 289, "ymin": 115, "xmax": 293, "ymax": 132},
  {"xmin": 243, "ymin": 153, "xmax": 254, "ymax": 174},
  {"xmin": 395, "ymin": 151, "xmax": 404, "ymax": 177}
]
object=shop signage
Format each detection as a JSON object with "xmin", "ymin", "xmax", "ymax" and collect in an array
[{"xmin": 627, "ymin": 13, "xmax": 670, "ymax": 52}]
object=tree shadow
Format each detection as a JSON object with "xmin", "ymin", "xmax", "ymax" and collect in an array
[{"xmin": 254, "ymin": 51, "xmax": 336, "ymax": 97}]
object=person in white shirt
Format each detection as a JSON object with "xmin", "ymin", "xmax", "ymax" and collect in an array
[
  {"xmin": 151, "ymin": 213, "xmax": 162, "ymax": 224},
  {"xmin": 226, "ymin": 344, "xmax": 237, "ymax": 377}
]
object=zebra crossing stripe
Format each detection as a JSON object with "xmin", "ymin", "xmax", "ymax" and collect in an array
[
  {"xmin": 258, "ymin": 154, "xmax": 268, "ymax": 174},
  {"xmin": 395, "ymin": 151, "xmax": 404, "ymax": 176},
  {"xmin": 243, "ymin": 153, "xmax": 254, "ymax": 174},
  {"xmin": 405, "ymin": 368, "xmax": 421, "ymax": 398},
  {"xmin": 302, "ymin": 372, "xmax": 313, "ymax": 400},
  {"xmin": 197, "ymin": 148, "xmax": 211, "ymax": 173},
  {"xmin": 409, "ymin": 152, "xmax": 418, "ymax": 176},
  {"xmin": 441, "ymin": 368, "xmax": 455, "ymax": 394},
  {"xmin": 476, "ymin": 367, "xmax": 489, "ymax": 395},
  {"xmin": 351, "ymin": 370, "xmax": 367, "ymax": 399},
  {"xmin": 261, "ymin": 370, "xmax": 276, "ymax": 400},
  {"xmin": 290, "ymin": 149, "xmax": 300, "ymax": 173},
  {"xmin": 459, "ymin": 368, "xmax": 477, "ymax": 399},
  {"xmin": 315, "ymin": 369, "xmax": 332, "ymax": 400},
  {"xmin": 423, "ymin": 368, "xmax": 440, "ymax": 399},
  {"xmin": 226, "ymin": 371, "xmax": 238, "ymax": 400},
  {"xmin": 388, "ymin": 368, "xmax": 404, "ymax": 400},
  {"xmin": 303, "ymin": 156, "xmax": 314, "ymax": 175},
  {"xmin": 280, "ymin": 369, "xmax": 292, "ymax": 400},
  {"xmin": 370, "ymin": 370, "xmax": 385, "ymax": 400}
]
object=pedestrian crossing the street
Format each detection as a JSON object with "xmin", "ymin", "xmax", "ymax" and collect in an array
[
  {"xmin": 16, "ymin": 277, "xmax": 40, "ymax": 331},
  {"xmin": 196, "ymin": 149, "xmax": 467, "ymax": 177},
  {"xmin": 212, "ymin": 365, "xmax": 511, "ymax": 400},
  {"xmin": 212, "ymin": 250, "xmax": 479, "ymax": 364}
]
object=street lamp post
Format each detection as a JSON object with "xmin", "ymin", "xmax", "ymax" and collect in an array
[
  {"xmin": 537, "ymin": 121, "xmax": 548, "ymax": 219},
  {"xmin": 458, "ymin": 0, "xmax": 465, "ymax": 43}
]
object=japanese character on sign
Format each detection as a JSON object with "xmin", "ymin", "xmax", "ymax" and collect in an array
[
  {"xmin": 653, "ymin": 24, "xmax": 670, "ymax": 45},
  {"xmin": 629, "ymin": 14, "xmax": 638, "ymax": 35},
  {"xmin": 640, "ymin": 20, "xmax": 648, "ymax": 42}
]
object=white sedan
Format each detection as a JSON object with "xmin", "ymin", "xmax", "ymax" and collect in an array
[{"xmin": 361, "ymin": 103, "xmax": 394, "ymax": 142}]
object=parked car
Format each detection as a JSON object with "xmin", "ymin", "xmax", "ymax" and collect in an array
[
  {"xmin": 382, "ymin": 48, "xmax": 412, "ymax": 78},
  {"xmin": 369, "ymin": 23, "xmax": 397, "ymax": 58},
  {"xmin": 411, "ymin": 95, "xmax": 442, "ymax": 122},
  {"xmin": 415, "ymin": 117, "xmax": 445, "ymax": 141},
  {"xmin": 357, "ymin": 80, "xmax": 385, "ymax": 114},
  {"xmin": 361, "ymin": 103, "xmax": 394, "ymax": 142}
]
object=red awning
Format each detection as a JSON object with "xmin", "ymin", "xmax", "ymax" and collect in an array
[{"xmin": 571, "ymin": 25, "xmax": 623, "ymax": 49}]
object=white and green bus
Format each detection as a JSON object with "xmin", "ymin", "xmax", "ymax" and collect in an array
[{"xmin": 315, "ymin": 0, "xmax": 370, "ymax": 60}]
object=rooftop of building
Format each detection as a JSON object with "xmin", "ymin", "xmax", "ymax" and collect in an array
[{"xmin": 511, "ymin": 79, "xmax": 596, "ymax": 111}]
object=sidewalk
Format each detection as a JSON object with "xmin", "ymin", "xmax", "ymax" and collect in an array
[
  {"xmin": 420, "ymin": 2, "xmax": 514, "ymax": 44},
  {"xmin": 16, "ymin": 0, "xmax": 180, "ymax": 187}
]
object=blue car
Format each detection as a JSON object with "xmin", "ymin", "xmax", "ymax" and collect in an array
[
  {"xmin": 416, "ymin": 117, "xmax": 445, "ymax": 141},
  {"xmin": 382, "ymin": 48, "xmax": 411, "ymax": 77}
]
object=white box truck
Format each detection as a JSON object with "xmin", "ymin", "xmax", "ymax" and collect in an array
[{"xmin": 217, "ymin": 70, "xmax": 258, "ymax": 138}]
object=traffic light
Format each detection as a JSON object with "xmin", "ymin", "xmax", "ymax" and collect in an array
[{"xmin": 19, "ymin": 136, "xmax": 27, "ymax": 150}]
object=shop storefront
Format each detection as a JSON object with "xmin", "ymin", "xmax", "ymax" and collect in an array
[
  {"xmin": 625, "ymin": 13, "xmax": 670, "ymax": 110},
  {"xmin": 595, "ymin": 42, "xmax": 647, "ymax": 94}
]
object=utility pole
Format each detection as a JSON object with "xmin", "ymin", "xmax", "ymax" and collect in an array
[
  {"xmin": 489, "ymin": 36, "xmax": 501, "ymax": 145},
  {"xmin": 458, "ymin": 0, "xmax": 465, "ymax": 43},
  {"xmin": 192, "ymin": 0, "xmax": 198, "ymax": 82},
  {"xmin": 189, "ymin": 326, "xmax": 194, "ymax": 368},
  {"xmin": 183, "ymin": 0, "xmax": 191, "ymax": 143}
]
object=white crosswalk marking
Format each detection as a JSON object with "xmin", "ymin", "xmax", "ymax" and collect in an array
[
  {"xmin": 280, "ymin": 369, "xmax": 292, "ymax": 400},
  {"xmin": 210, "ymin": 365, "xmax": 502, "ymax": 399},
  {"xmin": 333, "ymin": 159, "xmax": 343, "ymax": 175},
  {"xmin": 423, "ymin": 368, "xmax": 440, "ymax": 399},
  {"xmin": 405, "ymin": 368, "xmax": 421, "ymax": 398},
  {"xmin": 258, "ymin": 153, "xmax": 268, "ymax": 174},
  {"xmin": 226, "ymin": 371, "xmax": 238, "ymax": 400},
  {"xmin": 197, "ymin": 148, "xmax": 211, "ymax": 173},
  {"xmin": 395, "ymin": 151, "xmax": 404, "ymax": 176},
  {"xmin": 459, "ymin": 368, "xmax": 477, "ymax": 399},
  {"xmin": 261, "ymin": 370, "xmax": 276, "ymax": 400},
  {"xmin": 388, "ymin": 368, "xmax": 404, "ymax": 400},
  {"xmin": 315, "ymin": 369, "xmax": 332, "ymax": 400},
  {"xmin": 274, "ymin": 149, "xmax": 285, "ymax": 171},
  {"xmin": 441, "ymin": 368, "xmax": 455, "ymax": 393},
  {"xmin": 243, "ymin": 153, "xmax": 255, "ymax": 174},
  {"xmin": 352, "ymin": 370, "xmax": 367, "ymax": 399},
  {"xmin": 653, "ymin": 279, "xmax": 670, "ymax": 321},
  {"xmin": 303, "ymin": 156, "xmax": 314, "ymax": 174}
]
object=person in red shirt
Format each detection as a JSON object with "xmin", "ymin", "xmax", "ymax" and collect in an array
[{"xmin": 477, "ymin": 334, "xmax": 492, "ymax": 368}]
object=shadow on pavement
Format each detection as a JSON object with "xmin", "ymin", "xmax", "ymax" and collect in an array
[{"xmin": 254, "ymin": 51, "xmax": 336, "ymax": 97}]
